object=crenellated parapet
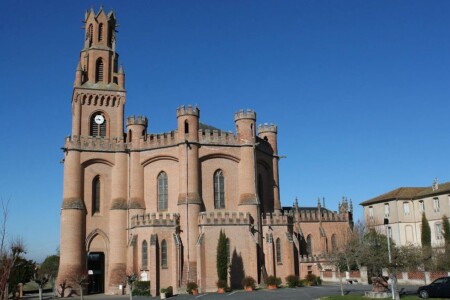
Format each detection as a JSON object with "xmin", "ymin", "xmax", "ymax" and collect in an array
[
  {"xmin": 126, "ymin": 115, "xmax": 148, "ymax": 127},
  {"xmin": 176, "ymin": 105, "xmax": 200, "ymax": 117},
  {"xmin": 258, "ymin": 123, "xmax": 277, "ymax": 134},
  {"xmin": 291, "ymin": 208, "xmax": 347, "ymax": 222},
  {"xmin": 198, "ymin": 129, "xmax": 239, "ymax": 145},
  {"xmin": 262, "ymin": 211, "xmax": 293, "ymax": 226},
  {"xmin": 234, "ymin": 109, "xmax": 256, "ymax": 121},
  {"xmin": 64, "ymin": 135, "xmax": 127, "ymax": 152},
  {"xmin": 75, "ymin": 91, "xmax": 124, "ymax": 106},
  {"xmin": 130, "ymin": 213, "xmax": 180, "ymax": 228},
  {"xmin": 198, "ymin": 211, "xmax": 251, "ymax": 226}
]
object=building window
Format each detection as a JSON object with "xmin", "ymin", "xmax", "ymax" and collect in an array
[
  {"xmin": 90, "ymin": 112, "xmax": 107, "ymax": 137},
  {"xmin": 433, "ymin": 197, "xmax": 440, "ymax": 213},
  {"xmin": 276, "ymin": 238, "xmax": 282, "ymax": 264},
  {"xmin": 142, "ymin": 240, "xmax": 148, "ymax": 269},
  {"xmin": 384, "ymin": 203, "xmax": 390, "ymax": 218},
  {"xmin": 369, "ymin": 206, "xmax": 374, "ymax": 220},
  {"xmin": 158, "ymin": 172, "xmax": 168, "ymax": 211},
  {"xmin": 331, "ymin": 234, "xmax": 337, "ymax": 253},
  {"xmin": 306, "ymin": 234, "xmax": 312, "ymax": 256},
  {"xmin": 419, "ymin": 200, "xmax": 425, "ymax": 213},
  {"xmin": 161, "ymin": 239, "xmax": 168, "ymax": 268},
  {"xmin": 214, "ymin": 170, "xmax": 225, "ymax": 209},
  {"xmin": 96, "ymin": 58, "xmax": 104, "ymax": 82},
  {"xmin": 403, "ymin": 202, "xmax": 410, "ymax": 216},
  {"xmin": 436, "ymin": 223, "xmax": 443, "ymax": 240},
  {"xmin": 92, "ymin": 176, "xmax": 100, "ymax": 214},
  {"xmin": 98, "ymin": 23, "xmax": 103, "ymax": 41},
  {"xmin": 184, "ymin": 120, "xmax": 189, "ymax": 134}
]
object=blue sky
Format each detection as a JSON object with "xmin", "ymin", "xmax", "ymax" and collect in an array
[{"xmin": 1, "ymin": 1, "xmax": 449, "ymax": 262}]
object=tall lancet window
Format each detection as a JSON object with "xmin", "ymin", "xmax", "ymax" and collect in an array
[
  {"xmin": 276, "ymin": 238, "xmax": 282, "ymax": 264},
  {"xmin": 158, "ymin": 172, "xmax": 168, "ymax": 211},
  {"xmin": 96, "ymin": 58, "xmax": 104, "ymax": 83},
  {"xmin": 90, "ymin": 113, "xmax": 106, "ymax": 137},
  {"xmin": 306, "ymin": 234, "xmax": 312, "ymax": 256},
  {"xmin": 214, "ymin": 170, "xmax": 225, "ymax": 209},
  {"xmin": 142, "ymin": 240, "xmax": 148, "ymax": 269},
  {"xmin": 98, "ymin": 23, "xmax": 104, "ymax": 41},
  {"xmin": 92, "ymin": 176, "xmax": 100, "ymax": 214},
  {"xmin": 161, "ymin": 239, "xmax": 168, "ymax": 268}
]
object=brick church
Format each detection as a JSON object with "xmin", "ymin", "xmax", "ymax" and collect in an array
[{"xmin": 57, "ymin": 8, "xmax": 353, "ymax": 296}]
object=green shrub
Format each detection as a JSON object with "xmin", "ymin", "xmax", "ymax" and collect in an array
[
  {"xmin": 266, "ymin": 275, "xmax": 281, "ymax": 286},
  {"xmin": 187, "ymin": 281, "xmax": 198, "ymax": 294},
  {"xmin": 305, "ymin": 274, "xmax": 321, "ymax": 286},
  {"xmin": 285, "ymin": 274, "xmax": 300, "ymax": 287},
  {"xmin": 298, "ymin": 279, "xmax": 306, "ymax": 287},
  {"xmin": 216, "ymin": 279, "xmax": 227, "ymax": 289},
  {"xmin": 132, "ymin": 280, "xmax": 150, "ymax": 296},
  {"xmin": 160, "ymin": 286, "xmax": 173, "ymax": 297},
  {"xmin": 242, "ymin": 276, "xmax": 256, "ymax": 289}
]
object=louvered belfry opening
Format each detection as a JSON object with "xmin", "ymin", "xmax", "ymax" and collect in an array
[
  {"xmin": 90, "ymin": 114, "xmax": 107, "ymax": 137},
  {"xmin": 96, "ymin": 58, "xmax": 104, "ymax": 83},
  {"xmin": 98, "ymin": 23, "xmax": 103, "ymax": 41}
]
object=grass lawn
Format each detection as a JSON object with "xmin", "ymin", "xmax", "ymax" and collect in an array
[{"xmin": 321, "ymin": 296, "xmax": 421, "ymax": 300}]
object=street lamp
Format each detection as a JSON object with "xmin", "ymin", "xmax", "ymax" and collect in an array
[{"xmin": 384, "ymin": 218, "xmax": 395, "ymax": 300}]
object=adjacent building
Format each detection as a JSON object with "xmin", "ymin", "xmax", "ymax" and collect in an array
[
  {"xmin": 57, "ymin": 8, "xmax": 353, "ymax": 296},
  {"xmin": 360, "ymin": 180, "xmax": 450, "ymax": 248}
]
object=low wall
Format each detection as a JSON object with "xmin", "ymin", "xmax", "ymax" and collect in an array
[
  {"xmin": 382, "ymin": 269, "xmax": 450, "ymax": 285},
  {"xmin": 320, "ymin": 267, "xmax": 368, "ymax": 285}
]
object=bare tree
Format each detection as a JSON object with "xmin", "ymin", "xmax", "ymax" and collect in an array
[{"xmin": 0, "ymin": 199, "xmax": 25, "ymax": 300}]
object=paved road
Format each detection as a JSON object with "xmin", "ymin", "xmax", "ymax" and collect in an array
[{"xmin": 24, "ymin": 283, "xmax": 421, "ymax": 300}]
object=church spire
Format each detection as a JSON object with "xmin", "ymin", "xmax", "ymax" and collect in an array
[{"xmin": 75, "ymin": 7, "xmax": 123, "ymax": 89}]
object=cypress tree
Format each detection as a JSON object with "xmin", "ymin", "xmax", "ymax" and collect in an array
[
  {"xmin": 216, "ymin": 230, "xmax": 228, "ymax": 281},
  {"xmin": 442, "ymin": 215, "xmax": 450, "ymax": 253},
  {"xmin": 421, "ymin": 212, "xmax": 432, "ymax": 267}
]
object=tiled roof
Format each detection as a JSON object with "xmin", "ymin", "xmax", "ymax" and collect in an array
[
  {"xmin": 360, "ymin": 187, "xmax": 425, "ymax": 206},
  {"xmin": 416, "ymin": 181, "xmax": 450, "ymax": 197},
  {"xmin": 360, "ymin": 181, "xmax": 450, "ymax": 206}
]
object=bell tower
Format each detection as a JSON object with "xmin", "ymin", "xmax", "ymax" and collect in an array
[
  {"xmin": 72, "ymin": 7, "xmax": 126, "ymax": 139},
  {"xmin": 58, "ymin": 7, "xmax": 127, "ymax": 295}
]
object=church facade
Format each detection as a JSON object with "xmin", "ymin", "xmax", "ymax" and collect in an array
[{"xmin": 57, "ymin": 8, "xmax": 353, "ymax": 296}]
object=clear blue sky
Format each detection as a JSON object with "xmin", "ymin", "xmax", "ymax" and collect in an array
[{"xmin": 1, "ymin": 1, "xmax": 449, "ymax": 263}]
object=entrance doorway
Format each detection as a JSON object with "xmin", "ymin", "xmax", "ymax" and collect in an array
[{"xmin": 87, "ymin": 252, "xmax": 105, "ymax": 294}]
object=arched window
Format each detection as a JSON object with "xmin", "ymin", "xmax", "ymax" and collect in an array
[
  {"xmin": 331, "ymin": 234, "xmax": 337, "ymax": 253},
  {"xmin": 98, "ymin": 23, "xmax": 104, "ymax": 41},
  {"xmin": 142, "ymin": 240, "xmax": 148, "ymax": 269},
  {"xmin": 276, "ymin": 238, "xmax": 282, "ymax": 264},
  {"xmin": 158, "ymin": 172, "xmax": 168, "ymax": 211},
  {"xmin": 214, "ymin": 170, "xmax": 225, "ymax": 209},
  {"xmin": 87, "ymin": 24, "xmax": 93, "ymax": 46},
  {"xmin": 161, "ymin": 239, "xmax": 168, "ymax": 268},
  {"xmin": 306, "ymin": 234, "xmax": 312, "ymax": 256},
  {"xmin": 96, "ymin": 58, "xmax": 104, "ymax": 83},
  {"xmin": 90, "ymin": 112, "xmax": 106, "ymax": 137},
  {"xmin": 92, "ymin": 176, "xmax": 100, "ymax": 213}
]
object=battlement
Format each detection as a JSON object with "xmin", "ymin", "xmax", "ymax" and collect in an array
[
  {"xmin": 198, "ymin": 211, "xmax": 251, "ymax": 226},
  {"xmin": 291, "ymin": 208, "xmax": 347, "ymax": 222},
  {"xmin": 64, "ymin": 135, "xmax": 127, "ymax": 152},
  {"xmin": 258, "ymin": 123, "xmax": 278, "ymax": 134},
  {"xmin": 176, "ymin": 105, "xmax": 200, "ymax": 117},
  {"xmin": 198, "ymin": 129, "xmax": 238, "ymax": 145},
  {"xmin": 130, "ymin": 212, "xmax": 179, "ymax": 228},
  {"xmin": 126, "ymin": 115, "xmax": 148, "ymax": 127},
  {"xmin": 234, "ymin": 109, "xmax": 256, "ymax": 121},
  {"xmin": 137, "ymin": 131, "xmax": 178, "ymax": 149},
  {"xmin": 262, "ymin": 211, "xmax": 293, "ymax": 226}
]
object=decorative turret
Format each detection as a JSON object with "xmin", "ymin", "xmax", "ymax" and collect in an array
[
  {"xmin": 177, "ymin": 105, "xmax": 200, "ymax": 142},
  {"xmin": 234, "ymin": 109, "xmax": 256, "ymax": 143},
  {"xmin": 258, "ymin": 123, "xmax": 278, "ymax": 154},
  {"xmin": 126, "ymin": 115, "xmax": 148, "ymax": 143}
]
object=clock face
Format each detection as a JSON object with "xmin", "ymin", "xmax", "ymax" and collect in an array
[{"xmin": 94, "ymin": 115, "xmax": 105, "ymax": 125}]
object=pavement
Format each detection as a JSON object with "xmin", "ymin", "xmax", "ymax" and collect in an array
[{"xmin": 22, "ymin": 283, "xmax": 421, "ymax": 300}]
